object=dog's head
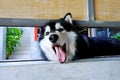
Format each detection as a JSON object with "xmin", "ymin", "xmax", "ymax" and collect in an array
[{"xmin": 39, "ymin": 13, "xmax": 77, "ymax": 63}]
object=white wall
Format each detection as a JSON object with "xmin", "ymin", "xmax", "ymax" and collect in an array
[{"xmin": 0, "ymin": 27, "xmax": 6, "ymax": 60}]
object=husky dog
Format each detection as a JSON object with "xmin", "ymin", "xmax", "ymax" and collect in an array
[{"xmin": 38, "ymin": 13, "xmax": 120, "ymax": 63}]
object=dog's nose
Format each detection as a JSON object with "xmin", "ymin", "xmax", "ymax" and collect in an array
[{"xmin": 49, "ymin": 34, "xmax": 59, "ymax": 43}]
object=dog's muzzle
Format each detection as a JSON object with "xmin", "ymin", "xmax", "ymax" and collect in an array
[
  {"xmin": 49, "ymin": 34, "xmax": 66, "ymax": 63},
  {"xmin": 49, "ymin": 34, "xmax": 59, "ymax": 43}
]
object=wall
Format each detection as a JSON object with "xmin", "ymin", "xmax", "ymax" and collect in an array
[{"xmin": 0, "ymin": 27, "xmax": 6, "ymax": 60}]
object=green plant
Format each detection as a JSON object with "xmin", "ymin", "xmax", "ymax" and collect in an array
[
  {"xmin": 111, "ymin": 32, "xmax": 120, "ymax": 40},
  {"xmin": 6, "ymin": 27, "xmax": 23, "ymax": 59}
]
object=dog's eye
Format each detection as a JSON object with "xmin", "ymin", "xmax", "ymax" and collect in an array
[
  {"xmin": 57, "ymin": 28, "xmax": 64, "ymax": 32},
  {"xmin": 46, "ymin": 32, "xmax": 50, "ymax": 35}
]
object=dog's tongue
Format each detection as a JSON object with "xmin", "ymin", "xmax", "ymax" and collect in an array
[{"xmin": 55, "ymin": 46, "xmax": 66, "ymax": 63}]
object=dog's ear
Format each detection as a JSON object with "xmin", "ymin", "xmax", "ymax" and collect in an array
[{"xmin": 63, "ymin": 12, "xmax": 72, "ymax": 24}]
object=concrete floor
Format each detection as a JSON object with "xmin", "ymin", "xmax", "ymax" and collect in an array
[{"xmin": 0, "ymin": 58, "xmax": 120, "ymax": 80}]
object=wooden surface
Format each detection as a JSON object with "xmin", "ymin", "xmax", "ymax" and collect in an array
[
  {"xmin": 95, "ymin": 0, "xmax": 120, "ymax": 21},
  {"xmin": 0, "ymin": 0, "xmax": 87, "ymax": 20},
  {"xmin": 0, "ymin": 0, "xmax": 120, "ymax": 21}
]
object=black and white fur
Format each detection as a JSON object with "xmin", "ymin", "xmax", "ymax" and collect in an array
[{"xmin": 38, "ymin": 13, "xmax": 120, "ymax": 63}]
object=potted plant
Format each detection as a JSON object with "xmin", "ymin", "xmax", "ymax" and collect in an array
[{"xmin": 6, "ymin": 27, "xmax": 23, "ymax": 59}]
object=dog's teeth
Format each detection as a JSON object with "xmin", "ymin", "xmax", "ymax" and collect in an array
[{"xmin": 55, "ymin": 46, "xmax": 59, "ymax": 55}]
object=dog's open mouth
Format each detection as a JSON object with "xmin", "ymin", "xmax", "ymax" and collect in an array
[{"xmin": 52, "ymin": 44, "xmax": 66, "ymax": 63}]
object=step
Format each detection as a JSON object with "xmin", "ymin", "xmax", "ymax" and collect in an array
[
  {"xmin": 17, "ymin": 39, "xmax": 30, "ymax": 43},
  {"xmin": 12, "ymin": 50, "xmax": 30, "ymax": 55},
  {"xmin": 19, "ymin": 40, "xmax": 31, "ymax": 43},
  {"xmin": 19, "ymin": 38, "xmax": 31, "ymax": 41},
  {"xmin": 19, "ymin": 44, "xmax": 31, "ymax": 47},
  {"xmin": 9, "ymin": 54, "xmax": 31, "ymax": 59},
  {"xmin": 16, "ymin": 47, "xmax": 30, "ymax": 50}
]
